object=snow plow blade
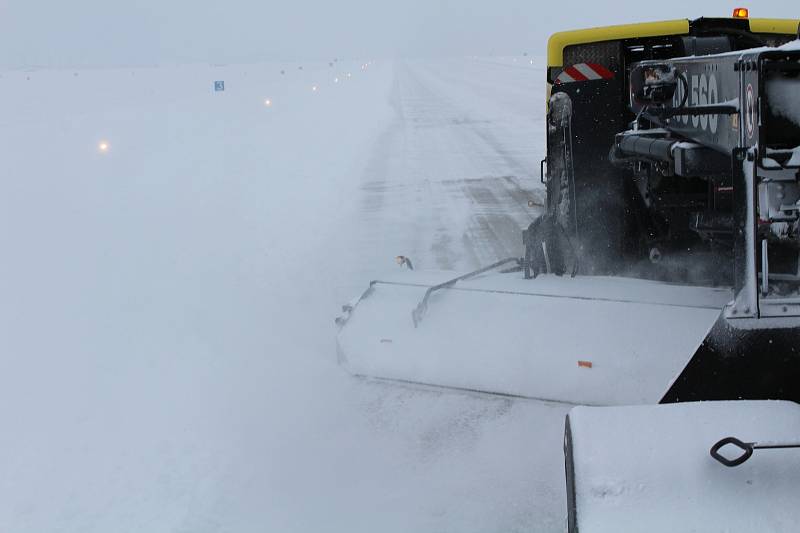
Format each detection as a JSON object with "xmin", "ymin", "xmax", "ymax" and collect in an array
[{"xmin": 336, "ymin": 268, "xmax": 732, "ymax": 405}]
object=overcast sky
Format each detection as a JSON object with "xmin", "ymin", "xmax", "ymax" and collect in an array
[{"xmin": 0, "ymin": 1, "xmax": 796, "ymax": 67}]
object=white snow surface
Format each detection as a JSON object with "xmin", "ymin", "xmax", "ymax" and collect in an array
[
  {"xmin": 779, "ymin": 39, "xmax": 800, "ymax": 52},
  {"xmin": 0, "ymin": 58, "xmax": 573, "ymax": 532},
  {"xmin": 569, "ymin": 401, "xmax": 800, "ymax": 533},
  {"xmin": 767, "ymin": 75, "xmax": 800, "ymax": 127}
]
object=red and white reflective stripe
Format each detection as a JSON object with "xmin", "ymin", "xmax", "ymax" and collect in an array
[{"xmin": 554, "ymin": 63, "xmax": 615, "ymax": 84}]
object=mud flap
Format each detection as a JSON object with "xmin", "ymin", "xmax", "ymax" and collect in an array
[
  {"xmin": 337, "ymin": 271, "xmax": 731, "ymax": 405},
  {"xmin": 661, "ymin": 317, "xmax": 800, "ymax": 403}
]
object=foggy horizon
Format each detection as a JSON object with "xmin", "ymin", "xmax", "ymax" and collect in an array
[{"xmin": 0, "ymin": 1, "xmax": 796, "ymax": 68}]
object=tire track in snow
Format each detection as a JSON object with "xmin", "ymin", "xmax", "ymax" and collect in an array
[{"xmin": 354, "ymin": 60, "xmax": 543, "ymax": 272}]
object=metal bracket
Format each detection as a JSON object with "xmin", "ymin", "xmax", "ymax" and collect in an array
[{"xmin": 411, "ymin": 257, "xmax": 520, "ymax": 327}]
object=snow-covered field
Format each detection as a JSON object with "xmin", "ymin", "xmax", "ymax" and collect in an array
[{"xmin": 0, "ymin": 57, "xmax": 571, "ymax": 532}]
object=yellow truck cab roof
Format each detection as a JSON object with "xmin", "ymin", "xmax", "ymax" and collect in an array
[{"xmin": 548, "ymin": 18, "xmax": 800, "ymax": 67}]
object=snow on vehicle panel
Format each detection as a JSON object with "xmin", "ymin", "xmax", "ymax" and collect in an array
[
  {"xmin": 569, "ymin": 401, "xmax": 800, "ymax": 533},
  {"xmin": 767, "ymin": 73, "xmax": 800, "ymax": 127},
  {"xmin": 337, "ymin": 271, "xmax": 728, "ymax": 405}
]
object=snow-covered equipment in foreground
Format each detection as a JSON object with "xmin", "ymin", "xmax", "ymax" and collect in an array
[{"xmin": 565, "ymin": 401, "xmax": 800, "ymax": 533}]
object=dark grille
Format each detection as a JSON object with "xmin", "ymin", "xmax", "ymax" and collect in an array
[{"xmin": 563, "ymin": 41, "xmax": 623, "ymax": 71}]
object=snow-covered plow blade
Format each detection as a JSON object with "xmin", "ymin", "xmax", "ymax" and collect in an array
[
  {"xmin": 336, "ymin": 268, "xmax": 731, "ymax": 404},
  {"xmin": 565, "ymin": 401, "xmax": 800, "ymax": 533}
]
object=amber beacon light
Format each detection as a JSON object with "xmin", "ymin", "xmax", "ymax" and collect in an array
[{"xmin": 732, "ymin": 7, "xmax": 749, "ymax": 18}]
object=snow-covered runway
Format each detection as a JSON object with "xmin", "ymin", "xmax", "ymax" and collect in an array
[
  {"xmin": 0, "ymin": 57, "xmax": 569, "ymax": 532},
  {"xmin": 351, "ymin": 59, "xmax": 545, "ymax": 274}
]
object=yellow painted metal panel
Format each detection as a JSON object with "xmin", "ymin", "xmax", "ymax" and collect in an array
[
  {"xmin": 749, "ymin": 18, "xmax": 800, "ymax": 34},
  {"xmin": 547, "ymin": 20, "xmax": 690, "ymax": 67}
]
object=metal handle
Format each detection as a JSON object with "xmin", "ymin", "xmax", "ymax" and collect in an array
[
  {"xmin": 540, "ymin": 158, "xmax": 547, "ymax": 184},
  {"xmin": 710, "ymin": 437, "xmax": 754, "ymax": 467},
  {"xmin": 710, "ymin": 436, "xmax": 800, "ymax": 467}
]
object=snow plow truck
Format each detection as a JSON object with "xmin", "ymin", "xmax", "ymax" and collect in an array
[{"xmin": 337, "ymin": 12, "xmax": 800, "ymax": 532}]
